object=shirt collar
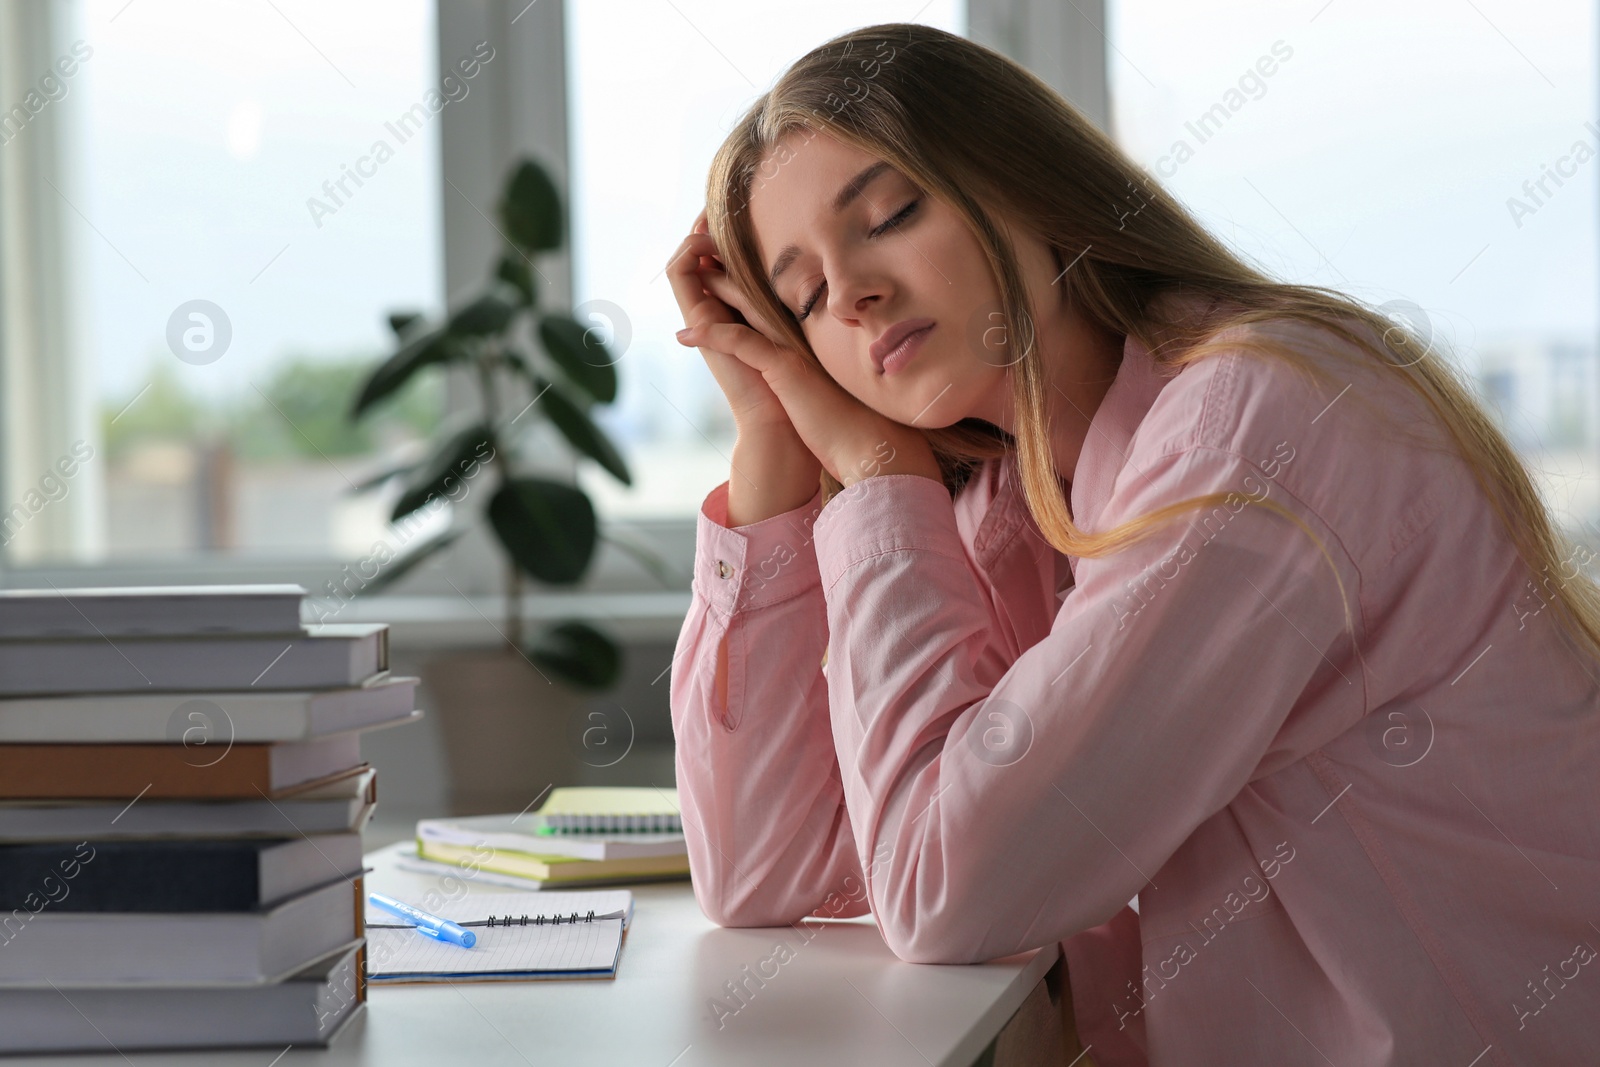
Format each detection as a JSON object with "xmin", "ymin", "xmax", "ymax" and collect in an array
[
  {"xmin": 1076, "ymin": 290, "xmax": 1229, "ymax": 531},
  {"xmin": 990, "ymin": 290, "xmax": 1218, "ymax": 538},
  {"xmin": 1067, "ymin": 326, "xmax": 1174, "ymax": 532}
]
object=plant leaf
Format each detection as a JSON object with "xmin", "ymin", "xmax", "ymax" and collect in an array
[
  {"xmin": 502, "ymin": 347, "xmax": 537, "ymax": 383},
  {"xmin": 496, "ymin": 254, "xmax": 537, "ymax": 306},
  {"xmin": 526, "ymin": 620, "xmax": 622, "ymax": 690},
  {"xmin": 351, "ymin": 325, "xmax": 463, "ymax": 419},
  {"xmin": 357, "ymin": 527, "xmax": 466, "ymax": 596},
  {"xmin": 536, "ymin": 377, "xmax": 631, "ymax": 486},
  {"xmin": 447, "ymin": 287, "xmax": 521, "ymax": 337},
  {"xmin": 499, "ymin": 159, "xmax": 562, "ymax": 253},
  {"xmin": 388, "ymin": 311, "xmax": 424, "ymax": 337},
  {"xmin": 391, "ymin": 422, "xmax": 495, "ymax": 522},
  {"xmin": 538, "ymin": 315, "xmax": 618, "ymax": 404},
  {"xmin": 487, "ymin": 477, "xmax": 596, "ymax": 585}
]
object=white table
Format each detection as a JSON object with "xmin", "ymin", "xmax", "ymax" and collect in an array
[{"xmin": 10, "ymin": 842, "xmax": 1059, "ymax": 1066}]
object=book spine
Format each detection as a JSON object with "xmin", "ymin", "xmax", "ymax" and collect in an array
[{"xmin": 0, "ymin": 841, "xmax": 261, "ymax": 911}]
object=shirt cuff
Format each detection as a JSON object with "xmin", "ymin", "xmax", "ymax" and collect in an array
[
  {"xmin": 812, "ymin": 473, "xmax": 968, "ymax": 591},
  {"xmin": 693, "ymin": 480, "xmax": 826, "ymax": 614}
]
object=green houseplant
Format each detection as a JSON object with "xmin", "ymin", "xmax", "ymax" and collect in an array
[{"xmin": 346, "ymin": 156, "xmax": 663, "ymax": 692}]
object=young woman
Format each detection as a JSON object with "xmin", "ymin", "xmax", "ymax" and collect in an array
[{"xmin": 665, "ymin": 22, "xmax": 1600, "ymax": 1067}]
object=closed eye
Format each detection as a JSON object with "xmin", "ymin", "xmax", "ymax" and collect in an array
[{"xmin": 795, "ymin": 197, "xmax": 922, "ymax": 322}]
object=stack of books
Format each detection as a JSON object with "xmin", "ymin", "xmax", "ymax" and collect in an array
[
  {"xmin": 0, "ymin": 584, "xmax": 418, "ymax": 1054},
  {"xmin": 404, "ymin": 787, "xmax": 690, "ymax": 889}
]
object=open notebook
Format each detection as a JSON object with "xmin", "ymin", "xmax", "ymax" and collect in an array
[{"xmin": 363, "ymin": 890, "xmax": 634, "ymax": 983}]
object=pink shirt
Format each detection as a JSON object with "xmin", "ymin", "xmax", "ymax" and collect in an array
[{"xmin": 669, "ymin": 301, "xmax": 1600, "ymax": 1065}]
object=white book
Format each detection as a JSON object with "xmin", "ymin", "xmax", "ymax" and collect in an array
[
  {"xmin": 417, "ymin": 811, "xmax": 687, "ymax": 861},
  {"xmin": 0, "ymin": 766, "xmax": 377, "ymax": 841},
  {"xmin": 0, "ymin": 623, "xmax": 389, "ymax": 695},
  {"xmin": 0, "ymin": 674, "xmax": 419, "ymax": 742},
  {"xmin": 0, "ymin": 584, "xmax": 307, "ymax": 639},
  {"xmin": 0, "ymin": 941, "xmax": 365, "ymax": 1053},
  {"xmin": 0, "ymin": 877, "xmax": 361, "ymax": 985}
]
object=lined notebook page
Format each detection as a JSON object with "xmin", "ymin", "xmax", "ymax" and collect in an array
[
  {"xmin": 364, "ymin": 891, "xmax": 634, "ymax": 982},
  {"xmin": 366, "ymin": 916, "xmax": 624, "ymax": 981}
]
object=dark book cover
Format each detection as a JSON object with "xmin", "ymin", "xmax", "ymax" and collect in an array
[{"xmin": 0, "ymin": 839, "xmax": 297, "ymax": 911}]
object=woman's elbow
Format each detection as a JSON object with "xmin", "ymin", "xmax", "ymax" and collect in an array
[
  {"xmin": 698, "ymin": 876, "xmax": 997, "ymax": 961},
  {"xmin": 693, "ymin": 876, "xmax": 813, "ymax": 929},
  {"xmin": 872, "ymin": 887, "xmax": 996, "ymax": 965},
  {"xmin": 869, "ymin": 854, "xmax": 1064, "ymax": 964},
  {"xmin": 877, "ymin": 911, "xmax": 993, "ymax": 964}
]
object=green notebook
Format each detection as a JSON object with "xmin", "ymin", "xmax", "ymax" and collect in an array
[{"xmin": 533, "ymin": 787, "xmax": 681, "ymax": 834}]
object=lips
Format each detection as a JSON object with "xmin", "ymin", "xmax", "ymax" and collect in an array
[{"xmin": 871, "ymin": 317, "xmax": 935, "ymax": 374}]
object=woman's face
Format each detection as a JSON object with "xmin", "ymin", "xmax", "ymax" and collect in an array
[{"xmin": 747, "ymin": 130, "xmax": 1056, "ymax": 430}]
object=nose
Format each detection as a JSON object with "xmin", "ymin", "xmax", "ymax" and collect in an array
[{"xmin": 825, "ymin": 261, "xmax": 887, "ymax": 323}]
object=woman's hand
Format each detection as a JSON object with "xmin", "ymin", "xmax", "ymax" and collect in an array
[
  {"xmin": 666, "ymin": 210, "xmax": 793, "ymax": 437},
  {"xmin": 668, "ymin": 211, "xmax": 824, "ymax": 525},
  {"xmin": 675, "ymin": 311, "xmax": 943, "ymax": 490}
]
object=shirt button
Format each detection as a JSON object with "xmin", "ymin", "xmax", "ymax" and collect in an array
[{"xmin": 715, "ymin": 560, "xmax": 734, "ymax": 579}]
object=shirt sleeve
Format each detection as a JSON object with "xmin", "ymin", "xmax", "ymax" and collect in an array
[
  {"xmin": 669, "ymin": 479, "xmax": 872, "ymax": 927},
  {"xmin": 809, "ymin": 446, "xmax": 1355, "ymax": 963}
]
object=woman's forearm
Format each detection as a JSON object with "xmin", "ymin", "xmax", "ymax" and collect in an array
[
  {"xmin": 727, "ymin": 427, "xmax": 823, "ymax": 527},
  {"xmin": 672, "ymin": 465, "xmax": 861, "ymax": 928}
]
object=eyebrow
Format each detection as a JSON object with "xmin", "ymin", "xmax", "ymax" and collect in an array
[{"xmin": 767, "ymin": 161, "xmax": 894, "ymax": 289}]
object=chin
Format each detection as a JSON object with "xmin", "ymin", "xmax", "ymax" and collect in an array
[{"xmin": 886, "ymin": 372, "xmax": 978, "ymax": 429}]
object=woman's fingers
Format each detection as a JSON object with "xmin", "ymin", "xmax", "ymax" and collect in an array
[
  {"xmin": 676, "ymin": 321, "xmax": 785, "ymax": 376},
  {"xmin": 699, "ymin": 269, "xmax": 784, "ymax": 341},
  {"xmin": 693, "ymin": 211, "xmax": 724, "ymax": 268},
  {"xmin": 665, "ymin": 232, "xmax": 726, "ymax": 326},
  {"xmin": 666, "ymin": 225, "xmax": 783, "ymax": 349},
  {"xmin": 677, "ymin": 320, "xmax": 904, "ymax": 487},
  {"xmin": 677, "ymin": 323, "xmax": 819, "ymax": 405}
]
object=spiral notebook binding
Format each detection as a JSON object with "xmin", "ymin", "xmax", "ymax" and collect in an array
[
  {"xmin": 480, "ymin": 910, "xmax": 599, "ymax": 927},
  {"xmin": 543, "ymin": 812, "xmax": 681, "ymax": 834},
  {"xmin": 369, "ymin": 908, "xmax": 625, "ymax": 932}
]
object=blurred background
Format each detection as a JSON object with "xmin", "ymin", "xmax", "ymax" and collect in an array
[{"xmin": 1, "ymin": 0, "xmax": 1594, "ymax": 836}]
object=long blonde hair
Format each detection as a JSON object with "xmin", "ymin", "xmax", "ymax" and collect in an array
[{"xmin": 705, "ymin": 22, "xmax": 1600, "ymax": 664}]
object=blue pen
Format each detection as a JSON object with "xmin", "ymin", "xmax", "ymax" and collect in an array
[{"xmin": 368, "ymin": 892, "xmax": 477, "ymax": 948}]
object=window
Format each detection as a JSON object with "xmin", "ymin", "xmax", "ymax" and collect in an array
[
  {"xmin": 3, "ymin": 0, "xmax": 445, "ymax": 565},
  {"xmin": 566, "ymin": 0, "xmax": 966, "ymax": 521},
  {"xmin": 2, "ymin": 0, "xmax": 966, "ymax": 579},
  {"xmin": 1109, "ymin": 0, "xmax": 1598, "ymax": 531}
]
